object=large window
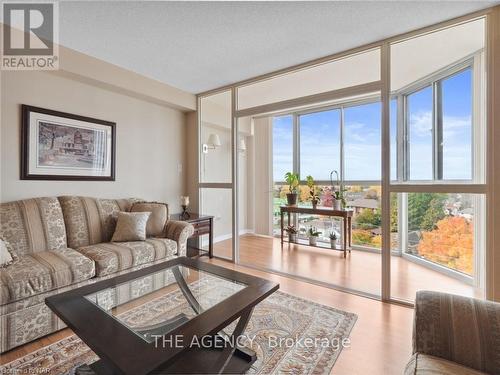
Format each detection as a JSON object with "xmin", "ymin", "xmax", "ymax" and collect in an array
[
  {"xmin": 391, "ymin": 63, "xmax": 482, "ymax": 286},
  {"xmin": 299, "ymin": 110, "xmax": 341, "ymax": 180},
  {"xmin": 271, "ymin": 101, "xmax": 382, "ymax": 245},
  {"xmin": 344, "ymin": 102, "xmax": 382, "ymax": 181},
  {"xmin": 441, "ymin": 69, "xmax": 473, "ymax": 180},
  {"xmin": 407, "ymin": 86, "xmax": 433, "ymax": 180},
  {"xmin": 398, "ymin": 66, "xmax": 473, "ymax": 182},
  {"xmin": 272, "ymin": 115, "xmax": 293, "ymax": 179},
  {"xmin": 405, "ymin": 193, "xmax": 478, "ymax": 276}
]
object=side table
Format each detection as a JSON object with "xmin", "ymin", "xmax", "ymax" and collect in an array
[{"xmin": 170, "ymin": 213, "xmax": 214, "ymax": 258}]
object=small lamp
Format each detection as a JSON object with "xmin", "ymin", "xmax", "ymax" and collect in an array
[
  {"xmin": 208, "ymin": 133, "xmax": 221, "ymax": 148},
  {"xmin": 180, "ymin": 196, "xmax": 190, "ymax": 219},
  {"xmin": 203, "ymin": 133, "xmax": 221, "ymax": 153}
]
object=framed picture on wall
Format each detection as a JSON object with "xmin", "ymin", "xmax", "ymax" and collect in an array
[{"xmin": 21, "ymin": 105, "xmax": 116, "ymax": 181}]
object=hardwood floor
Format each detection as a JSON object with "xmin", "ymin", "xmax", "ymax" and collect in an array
[
  {"xmin": 0, "ymin": 260, "xmax": 414, "ymax": 375},
  {"xmin": 212, "ymin": 234, "xmax": 483, "ymax": 301},
  {"xmin": 206, "ymin": 259, "xmax": 414, "ymax": 375}
]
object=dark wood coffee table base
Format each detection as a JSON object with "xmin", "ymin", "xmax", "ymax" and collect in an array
[
  {"xmin": 78, "ymin": 344, "xmax": 256, "ymax": 375},
  {"xmin": 153, "ymin": 344, "xmax": 256, "ymax": 374},
  {"xmin": 48, "ymin": 258, "xmax": 278, "ymax": 375}
]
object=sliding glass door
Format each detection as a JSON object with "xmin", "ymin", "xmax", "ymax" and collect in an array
[
  {"xmin": 199, "ymin": 90, "xmax": 234, "ymax": 260},
  {"xmin": 196, "ymin": 16, "xmax": 488, "ymax": 303}
]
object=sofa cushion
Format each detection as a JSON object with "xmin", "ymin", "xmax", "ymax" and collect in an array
[
  {"xmin": 0, "ymin": 248, "xmax": 95, "ymax": 305},
  {"xmin": 111, "ymin": 212, "xmax": 151, "ymax": 242},
  {"xmin": 0, "ymin": 239, "xmax": 15, "ymax": 268},
  {"xmin": 0, "ymin": 197, "xmax": 67, "ymax": 257},
  {"xmin": 130, "ymin": 202, "xmax": 169, "ymax": 237},
  {"xmin": 58, "ymin": 196, "xmax": 140, "ymax": 249},
  {"xmin": 77, "ymin": 238, "xmax": 177, "ymax": 277},
  {"xmin": 405, "ymin": 354, "xmax": 487, "ymax": 375}
]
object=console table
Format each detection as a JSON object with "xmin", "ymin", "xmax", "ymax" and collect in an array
[
  {"xmin": 170, "ymin": 213, "xmax": 214, "ymax": 258},
  {"xmin": 280, "ymin": 205, "xmax": 353, "ymax": 258}
]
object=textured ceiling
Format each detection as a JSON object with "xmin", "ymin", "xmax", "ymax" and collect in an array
[{"xmin": 59, "ymin": 1, "xmax": 499, "ymax": 94}]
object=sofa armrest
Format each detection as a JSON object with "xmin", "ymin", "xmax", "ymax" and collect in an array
[
  {"xmin": 413, "ymin": 290, "xmax": 500, "ymax": 374},
  {"xmin": 164, "ymin": 220, "xmax": 194, "ymax": 257}
]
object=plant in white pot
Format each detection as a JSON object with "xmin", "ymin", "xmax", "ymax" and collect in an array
[
  {"xmin": 330, "ymin": 170, "xmax": 346, "ymax": 210},
  {"xmin": 329, "ymin": 232, "xmax": 338, "ymax": 249},
  {"xmin": 285, "ymin": 225, "xmax": 298, "ymax": 243},
  {"xmin": 284, "ymin": 172, "xmax": 299, "ymax": 206},
  {"xmin": 307, "ymin": 226, "xmax": 321, "ymax": 246}
]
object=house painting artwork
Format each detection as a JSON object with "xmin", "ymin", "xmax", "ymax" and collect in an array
[{"xmin": 37, "ymin": 122, "xmax": 106, "ymax": 169}]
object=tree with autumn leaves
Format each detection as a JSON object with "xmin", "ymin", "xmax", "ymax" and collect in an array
[{"xmin": 418, "ymin": 216, "xmax": 473, "ymax": 275}]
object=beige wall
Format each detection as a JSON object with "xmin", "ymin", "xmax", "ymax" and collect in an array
[
  {"xmin": 185, "ymin": 111, "xmax": 199, "ymax": 213},
  {"xmin": 0, "ymin": 70, "xmax": 187, "ymax": 211},
  {"xmin": 253, "ymin": 117, "xmax": 273, "ymax": 236}
]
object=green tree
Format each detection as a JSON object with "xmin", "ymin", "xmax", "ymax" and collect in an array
[
  {"xmin": 356, "ymin": 208, "xmax": 381, "ymax": 230},
  {"xmin": 390, "ymin": 193, "xmax": 398, "ymax": 232},
  {"xmin": 408, "ymin": 193, "xmax": 447, "ymax": 231},
  {"xmin": 421, "ymin": 198, "xmax": 446, "ymax": 231}
]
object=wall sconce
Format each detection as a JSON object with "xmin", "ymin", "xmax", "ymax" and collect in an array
[
  {"xmin": 238, "ymin": 139, "xmax": 246, "ymax": 153},
  {"xmin": 202, "ymin": 133, "xmax": 221, "ymax": 153}
]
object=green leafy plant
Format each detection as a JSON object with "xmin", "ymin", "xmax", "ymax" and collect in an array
[
  {"xmin": 329, "ymin": 232, "xmax": 337, "ymax": 240},
  {"xmin": 284, "ymin": 172, "xmax": 299, "ymax": 193},
  {"xmin": 306, "ymin": 175, "xmax": 321, "ymax": 203},
  {"xmin": 307, "ymin": 226, "xmax": 321, "ymax": 237},
  {"xmin": 284, "ymin": 225, "xmax": 298, "ymax": 234}
]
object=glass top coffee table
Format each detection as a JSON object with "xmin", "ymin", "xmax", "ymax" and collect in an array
[{"xmin": 46, "ymin": 257, "xmax": 279, "ymax": 374}]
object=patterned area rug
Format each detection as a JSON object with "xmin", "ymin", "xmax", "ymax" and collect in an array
[{"xmin": 1, "ymin": 288, "xmax": 357, "ymax": 375}]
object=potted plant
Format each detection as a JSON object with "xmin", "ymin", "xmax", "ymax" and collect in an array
[
  {"xmin": 306, "ymin": 175, "xmax": 321, "ymax": 209},
  {"xmin": 284, "ymin": 172, "xmax": 299, "ymax": 206},
  {"xmin": 307, "ymin": 226, "xmax": 321, "ymax": 246},
  {"xmin": 285, "ymin": 224, "xmax": 298, "ymax": 243},
  {"xmin": 329, "ymin": 232, "xmax": 338, "ymax": 249},
  {"xmin": 330, "ymin": 170, "xmax": 346, "ymax": 210}
]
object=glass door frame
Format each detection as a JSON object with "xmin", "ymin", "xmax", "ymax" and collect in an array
[
  {"xmin": 197, "ymin": 90, "xmax": 237, "ymax": 262},
  {"xmin": 196, "ymin": 14, "xmax": 491, "ymax": 304}
]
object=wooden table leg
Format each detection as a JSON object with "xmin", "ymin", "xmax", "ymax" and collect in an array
[
  {"xmin": 347, "ymin": 216, "xmax": 352, "ymax": 252},
  {"xmin": 209, "ymin": 217, "xmax": 214, "ymax": 258},
  {"xmin": 280, "ymin": 210, "xmax": 284, "ymax": 247},
  {"xmin": 343, "ymin": 217, "xmax": 347, "ymax": 258}
]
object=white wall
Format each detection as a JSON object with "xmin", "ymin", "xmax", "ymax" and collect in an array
[{"xmin": 0, "ymin": 70, "xmax": 186, "ymax": 210}]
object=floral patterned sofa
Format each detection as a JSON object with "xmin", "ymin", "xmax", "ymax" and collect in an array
[{"xmin": 0, "ymin": 196, "xmax": 194, "ymax": 353}]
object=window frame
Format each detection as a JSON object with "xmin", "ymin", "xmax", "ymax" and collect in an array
[
  {"xmin": 272, "ymin": 95, "xmax": 383, "ymax": 187},
  {"xmin": 394, "ymin": 59, "xmax": 475, "ymax": 183}
]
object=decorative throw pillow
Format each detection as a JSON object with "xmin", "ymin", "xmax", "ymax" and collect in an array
[
  {"xmin": 130, "ymin": 202, "xmax": 168, "ymax": 237},
  {"xmin": 0, "ymin": 238, "xmax": 15, "ymax": 268},
  {"xmin": 111, "ymin": 212, "xmax": 151, "ymax": 242}
]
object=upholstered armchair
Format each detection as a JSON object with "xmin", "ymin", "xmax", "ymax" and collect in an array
[{"xmin": 405, "ymin": 291, "xmax": 500, "ymax": 375}]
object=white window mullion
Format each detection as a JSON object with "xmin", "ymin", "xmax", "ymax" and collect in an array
[
  {"xmin": 397, "ymin": 95, "xmax": 405, "ymax": 183},
  {"xmin": 434, "ymin": 81, "xmax": 444, "ymax": 180}
]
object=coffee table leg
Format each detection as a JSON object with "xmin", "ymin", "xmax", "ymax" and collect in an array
[
  {"xmin": 172, "ymin": 266, "xmax": 202, "ymax": 314},
  {"xmin": 209, "ymin": 307, "xmax": 254, "ymax": 374}
]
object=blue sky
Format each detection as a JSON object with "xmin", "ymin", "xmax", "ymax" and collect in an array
[
  {"xmin": 273, "ymin": 68, "xmax": 472, "ymax": 182},
  {"xmin": 408, "ymin": 68, "xmax": 472, "ymax": 180}
]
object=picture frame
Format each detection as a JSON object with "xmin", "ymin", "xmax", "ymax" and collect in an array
[{"xmin": 21, "ymin": 105, "xmax": 116, "ymax": 181}]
